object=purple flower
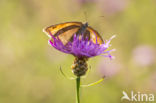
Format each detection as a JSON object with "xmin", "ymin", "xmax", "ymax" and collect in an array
[
  {"xmin": 48, "ymin": 33, "xmax": 115, "ymax": 59},
  {"xmin": 132, "ymin": 45, "xmax": 155, "ymax": 67},
  {"xmin": 98, "ymin": 0, "xmax": 129, "ymax": 15}
]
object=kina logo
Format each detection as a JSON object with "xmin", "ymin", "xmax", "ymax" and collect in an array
[{"xmin": 121, "ymin": 91, "xmax": 154, "ymax": 102}]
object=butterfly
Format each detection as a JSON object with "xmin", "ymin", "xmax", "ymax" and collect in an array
[{"xmin": 43, "ymin": 22, "xmax": 104, "ymax": 45}]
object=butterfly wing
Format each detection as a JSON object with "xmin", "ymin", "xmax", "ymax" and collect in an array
[
  {"xmin": 87, "ymin": 26, "xmax": 104, "ymax": 44},
  {"xmin": 43, "ymin": 22, "xmax": 104, "ymax": 45},
  {"xmin": 43, "ymin": 22, "xmax": 83, "ymax": 45}
]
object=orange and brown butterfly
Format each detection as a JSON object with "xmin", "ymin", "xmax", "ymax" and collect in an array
[{"xmin": 43, "ymin": 22, "xmax": 104, "ymax": 45}]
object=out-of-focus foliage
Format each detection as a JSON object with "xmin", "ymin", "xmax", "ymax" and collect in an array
[{"xmin": 0, "ymin": 0, "xmax": 156, "ymax": 103}]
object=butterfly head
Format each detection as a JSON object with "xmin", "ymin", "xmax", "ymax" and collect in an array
[{"xmin": 84, "ymin": 22, "xmax": 88, "ymax": 27}]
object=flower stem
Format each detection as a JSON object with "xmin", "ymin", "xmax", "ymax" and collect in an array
[{"xmin": 76, "ymin": 76, "xmax": 81, "ymax": 103}]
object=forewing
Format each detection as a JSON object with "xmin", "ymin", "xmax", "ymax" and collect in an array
[
  {"xmin": 87, "ymin": 26, "xmax": 104, "ymax": 44},
  {"xmin": 58, "ymin": 27, "xmax": 80, "ymax": 45},
  {"xmin": 43, "ymin": 22, "xmax": 82, "ymax": 45},
  {"xmin": 43, "ymin": 22, "xmax": 82, "ymax": 38}
]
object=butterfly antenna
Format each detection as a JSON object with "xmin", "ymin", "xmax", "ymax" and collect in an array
[
  {"xmin": 59, "ymin": 66, "xmax": 76, "ymax": 80},
  {"xmin": 99, "ymin": 15, "xmax": 106, "ymax": 24},
  {"xmin": 84, "ymin": 11, "xmax": 88, "ymax": 23},
  {"xmin": 100, "ymin": 16, "xmax": 105, "ymax": 18}
]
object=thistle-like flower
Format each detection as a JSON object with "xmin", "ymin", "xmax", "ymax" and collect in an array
[
  {"xmin": 48, "ymin": 32, "xmax": 115, "ymax": 76},
  {"xmin": 43, "ymin": 22, "xmax": 115, "ymax": 103}
]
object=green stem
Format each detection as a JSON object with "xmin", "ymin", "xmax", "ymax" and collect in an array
[{"xmin": 76, "ymin": 76, "xmax": 81, "ymax": 103}]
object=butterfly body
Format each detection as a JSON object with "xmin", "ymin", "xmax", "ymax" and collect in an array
[
  {"xmin": 76, "ymin": 22, "xmax": 88, "ymax": 35},
  {"xmin": 43, "ymin": 22, "xmax": 103, "ymax": 45}
]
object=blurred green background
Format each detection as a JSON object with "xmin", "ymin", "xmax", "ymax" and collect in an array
[{"xmin": 0, "ymin": 0, "xmax": 156, "ymax": 103}]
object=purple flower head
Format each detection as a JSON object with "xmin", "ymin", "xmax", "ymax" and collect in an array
[
  {"xmin": 132, "ymin": 45, "xmax": 155, "ymax": 67},
  {"xmin": 47, "ymin": 30, "xmax": 115, "ymax": 59}
]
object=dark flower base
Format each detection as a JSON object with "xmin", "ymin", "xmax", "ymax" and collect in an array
[{"xmin": 71, "ymin": 57, "xmax": 88, "ymax": 76}]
